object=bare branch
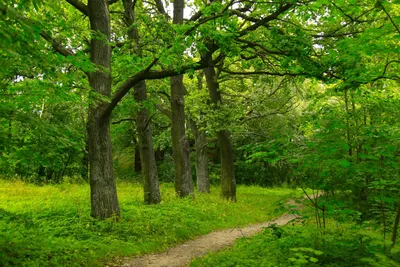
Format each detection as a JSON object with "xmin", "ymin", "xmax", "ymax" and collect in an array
[{"xmin": 112, "ymin": 118, "xmax": 135, "ymax": 124}]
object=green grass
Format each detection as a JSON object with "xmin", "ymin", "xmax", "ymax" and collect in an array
[
  {"xmin": 190, "ymin": 220, "xmax": 400, "ymax": 267},
  {"xmin": 0, "ymin": 180, "xmax": 296, "ymax": 267}
]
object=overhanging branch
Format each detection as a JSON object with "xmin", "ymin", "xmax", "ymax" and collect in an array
[{"xmin": 65, "ymin": 0, "xmax": 89, "ymax": 16}]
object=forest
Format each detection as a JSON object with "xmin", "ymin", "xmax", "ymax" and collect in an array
[{"xmin": 0, "ymin": 0, "xmax": 400, "ymax": 266}]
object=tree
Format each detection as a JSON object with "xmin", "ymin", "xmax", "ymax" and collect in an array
[
  {"xmin": 170, "ymin": 0, "xmax": 194, "ymax": 198},
  {"xmin": 122, "ymin": 0, "xmax": 161, "ymax": 204}
]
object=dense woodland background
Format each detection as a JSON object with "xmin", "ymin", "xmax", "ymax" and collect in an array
[{"xmin": 1, "ymin": 0, "xmax": 400, "ymax": 266}]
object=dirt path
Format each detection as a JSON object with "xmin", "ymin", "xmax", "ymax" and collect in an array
[{"xmin": 120, "ymin": 201, "xmax": 303, "ymax": 267}]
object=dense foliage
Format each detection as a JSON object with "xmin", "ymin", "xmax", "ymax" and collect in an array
[{"xmin": 1, "ymin": 0, "xmax": 400, "ymax": 266}]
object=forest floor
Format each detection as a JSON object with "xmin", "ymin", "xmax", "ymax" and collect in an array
[
  {"xmin": 0, "ymin": 180, "xmax": 299, "ymax": 267},
  {"xmin": 117, "ymin": 198, "xmax": 305, "ymax": 267}
]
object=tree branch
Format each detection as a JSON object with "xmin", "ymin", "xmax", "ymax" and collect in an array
[
  {"xmin": 112, "ymin": 118, "xmax": 135, "ymax": 124},
  {"xmin": 238, "ymin": 4, "xmax": 293, "ymax": 37},
  {"xmin": 109, "ymin": 0, "xmax": 120, "ymax": 5},
  {"xmin": 378, "ymin": 1, "xmax": 400, "ymax": 35},
  {"xmin": 155, "ymin": 104, "xmax": 172, "ymax": 119},
  {"xmin": 65, "ymin": 0, "xmax": 89, "ymax": 16},
  {"xmin": 221, "ymin": 69, "xmax": 303, "ymax": 77},
  {"xmin": 40, "ymin": 31, "xmax": 75, "ymax": 57}
]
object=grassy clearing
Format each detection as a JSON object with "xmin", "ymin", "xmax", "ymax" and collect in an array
[
  {"xmin": 190, "ymin": 220, "xmax": 400, "ymax": 267},
  {"xmin": 0, "ymin": 180, "xmax": 296, "ymax": 266}
]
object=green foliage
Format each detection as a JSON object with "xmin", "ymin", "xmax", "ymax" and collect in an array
[
  {"xmin": 0, "ymin": 180, "xmax": 295, "ymax": 266},
  {"xmin": 191, "ymin": 223, "xmax": 400, "ymax": 267}
]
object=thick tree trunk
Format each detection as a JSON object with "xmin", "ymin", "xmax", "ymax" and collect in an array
[
  {"xmin": 134, "ymin": 81, "xmax": 161, "ymax": 204},
  {"xmin": 170, "ymin": 0, "xmax": 194, "ymax": 198},
  {"xmin": 123, "ymin": 0, "xmax": 161, "ymax": 204},
  {"xmin": 203, "ymin": 56, "xmax": 236, "ymax": 201},
  {"xmin": 170, "ymin": 75, "xmax": 194, "ymax": 197},
  {"xmin": 87, "ymin": 112, "xmax": 120, "ymax": 219},
  {"xmin": 87, "ymin": 0, "xmax": 120, "ymax": 219},
  {"xmin": 217, "ymin": 130, "xmax": 236, "ymax": 200}
]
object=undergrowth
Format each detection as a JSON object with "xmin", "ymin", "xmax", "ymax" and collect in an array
[
  {"xmin": 0, "ymin": 180, "xmax": 295, "ymax": 266},
  {"xmin": 190, "ymin": 220, "xmax": 400, "ymax": 266}
]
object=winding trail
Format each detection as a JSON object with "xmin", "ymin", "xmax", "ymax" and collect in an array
[{"xmin": 119, "ymin": 199, "xmax": 303, "ymax": 267}]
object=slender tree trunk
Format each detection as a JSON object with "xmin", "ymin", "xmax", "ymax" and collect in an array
[
  {"xmin": 170, "ymin": 0, "xmax": 194, "ymax": 197},
  {"xmin": 8, "ymin": 111, "xmax": 12, "ymax": 139},
  {"xmin": 87, "ymin": 0, "xmax": 120, "ymax": 219},
  {"xmin": 135, "ymin": 81, "xmax": 161, "ymax": 204},
  {"xmin": 134, "ymin": 140, "xmax": 142, "ymax": 173},
  {"xmin": 203, "ymin": 55, "xmax": 236, "ymax": 201},
  {"xmin": 123, "ymin": 0, "xmax": 161, "ymax": 204},
  {"xmin": 392, "ymin": 200, "xmax": 400, "ymax": 247},
  {"xmin": 344, "ymin": 88, "xmax": 352, "ymax": 157},
  {"xmin": 189, "ymin": 73, "xmax": 210, "ymax": 193},
  {"xmin": 194, "ymin": 126, "xmax": 210, "ymax": 193},
  {"xmin": 81, "ymin": 136, "xmax": 89, "ymax": 180}
]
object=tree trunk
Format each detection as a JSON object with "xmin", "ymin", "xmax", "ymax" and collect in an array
[
  {"xmin": 87, "ymin": 0, "xmax": 120, "ymax": 219},
  {"xmin": 87, "ymin": 112, "xmax": 120, "ymax": 219},
  {"xmin": 134, "ymin": 141, "xmax": 142, "ymax": 173},
  {"xmin": 170, "ymin": 0, "xmax": 194, "ymax": 198},
  {"xmin": 189, "ymin": 73, "xmax": 210, "ymax": 193},
  {"xmin": 392, "ymin": 200, "xmax": 400, "ymax": 247},
  {"xmin": 123, "ymin": 0, "xmax": 161, "ymax": 204},
  {"xmin": 134, "ymin": 81, "xmax": 161, "ymax": 204},
  {"xmin": 194, "ymin": 127, "xmax": 210, "ymax": 193},
  {"xmin": 81, "ymin": 136, "xmax": 89, "ymax": 180},
  {"xmin": 203, "ymin": 55, "xmax": 236, "ymax": 201}
]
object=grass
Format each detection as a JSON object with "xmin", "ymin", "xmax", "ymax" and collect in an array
[
  {"xmin": 190, "ymin": 213, "xmax": 400, "ymax": 267},
  {"xmin": 0, "ymin": 180, "xmax": 296, "ymax": 267}
]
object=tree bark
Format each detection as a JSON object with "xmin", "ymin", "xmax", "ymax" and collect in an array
[
  {"xmin": 392, "ymin": 200, "xmax": 400, "ymax": 247},
  {"xmin": 134, "ymin": 141, "xmax": 142, "ymax": 173},
  {"xmin": 203, "ymin": 55, "xmax": 236, "ymax": 201},
  {"xmin": 87, "ymin": 0, "xmax": 120, "ymax": 219},
  {"xmin": 170, "ymin": 0, "xmax": 194, "ymax": 198},
  {"xmin": 192, "ymin": 123, "xmax": 210, "ymax": 193},
  {"xmin": 189, "ymin": 73, "xmax": 210, "ymax": 193},
  {"xmin": 81, "ymin": 136, "xmax": 89, "ymax": 180},
  {"xmin": 135, "ymin": 81, "xmax": 161, "ymax": 204},
  {"xmin": 123, "ymin": 0, "xmax": 161, "ymax": 204}
]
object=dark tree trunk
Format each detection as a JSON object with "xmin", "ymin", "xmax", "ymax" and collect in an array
[
  {"xmin": 134, "ymin": 142, "xmax": 142, "ymax": 173},
  {"xmin": 170, "ymin": 76, "xmax": 194, "ymax": 197},
  {"xmin": 134, "ymin": 81, "xmax": 161, "ymax": 204},
  {"xmin": 189, "ymin": 73, "xmax": 210, "ymax": 193},
  {"xmin": 392, "ymin": 200, "xmax": 400, "ymax": 247},
  {"xmin": 123, "ymin": 0, "xmax": 161, "ymax": 204},
  {"xmin": 87, "ymin": 0, "xmax": 120, "ymax": 219},
  {"xmin": 81, "ymin": 137, "xmax": 89, "ymax": 180},
  {"xmin": 191, "ymin": 122, "xmax": 210, "ymax": 193},
  {"xmin": 8, "ymin": 111, "xmax": 12, "ymax": 139},
  {"xmin": 203, "ymin": 55, "xmax": 236, "ymax": 201},
  {"xmin": 170, "ymin": 0, "xmax": 194, "ymax": 198}
]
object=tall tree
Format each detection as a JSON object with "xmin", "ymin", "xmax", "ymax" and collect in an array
[
  {"xmin": 203, "ymin": 53, "xmax": 236, "ymax": 201},
  {"xmin": 86, "ymin": 0, "xmax": 120, "ymax": 219},
  {"xmin": 170, "ymin": 0, "xmax": 194, "ymax": 197},
  {"xmin": 122, "ymin": 0, "xmax": 161, "ymax": 204},
  {"xmin": 189, "ymin": 72, "xmax": 210, "ymax": 193}
]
